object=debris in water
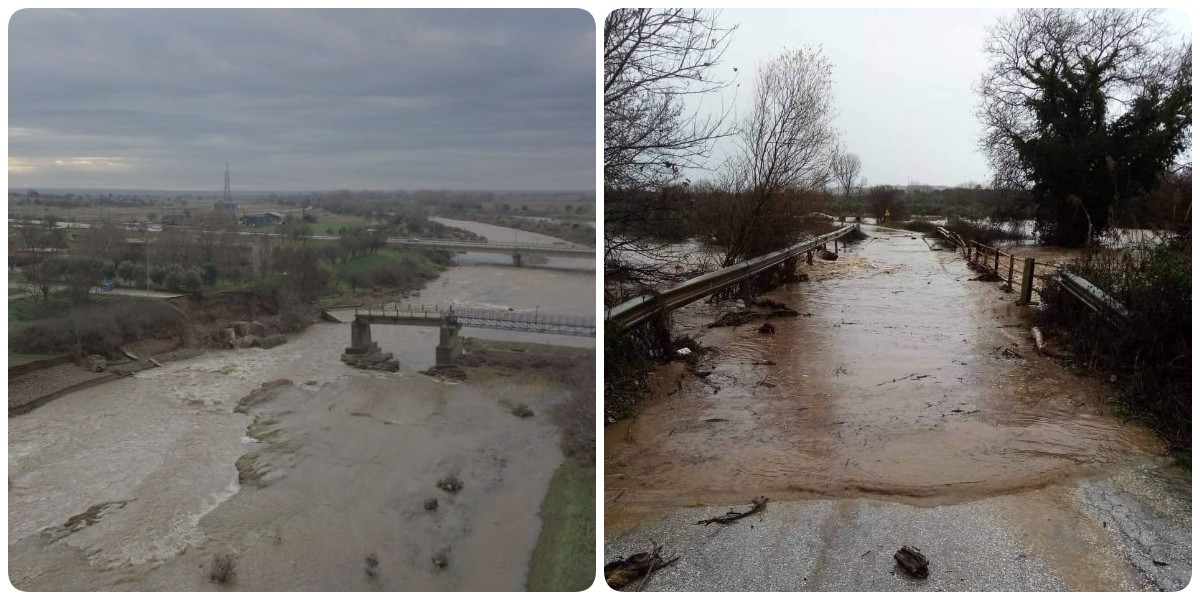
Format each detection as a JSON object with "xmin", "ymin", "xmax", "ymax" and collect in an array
[
  {"xmin": 510, "ymin": 404, "xmax": 534, "ymax": 418},
  {"xmin": 696, "ymin": 496, "xmax": 769, "ymax": 526},
  {"xmin": 209, "ymin": 553, "xmax": 237, "ymax": 584},
  {"xmin": 707, "ymin": 311, "xmax": 760, "ymax": 328},
  {"xmin": 437, "ymin": 475, "xmax": 463, "ymax": 493},
  {"xmin": 677, "ymin": 347, "xmax": 692, "ymax": 357},
  {"xmin": 758, "ymin": 323, "xmax": 776, "ymax": 334},
  {"xmin": 365, "ymin": 552, "xmax": 380, "ymax": 577},
  {"xmin": 894, "ymin": 546, "xmax": 929, "ymax": 579},
  {"xmin": 431, "ymin": 549, "xmax": 450, "ymax": 570},
  {"xmin": 424, "ymin": 498, "xmax": 439, "ymax": 511},
  {"xmin": 605, "ymin": 541, "xmax": 679, "ymax": 590}
]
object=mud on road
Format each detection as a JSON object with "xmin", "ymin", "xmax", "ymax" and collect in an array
[{"xmin": 604, "ymin": 226, "xmax": 1189, "ymax": 591}]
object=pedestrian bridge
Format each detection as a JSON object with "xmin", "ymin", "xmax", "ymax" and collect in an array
[{"xmin": 342, "ymin": 304, "xmax": 595, "ymax": 367}]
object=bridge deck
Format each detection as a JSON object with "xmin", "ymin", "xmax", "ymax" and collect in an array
[{"xmin": 355, "ymin": 305, "xmax": 595, "ymax": 337}]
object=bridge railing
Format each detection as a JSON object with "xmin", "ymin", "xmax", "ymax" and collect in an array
[
  {"xmin": 606, "ymin": 224, "xmax": 859, "ymax": 331},
  {"xmin": 354, "ymin": 304, "xmax": 595, "ymax": 336}
]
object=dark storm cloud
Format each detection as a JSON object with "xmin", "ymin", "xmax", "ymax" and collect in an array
[{"xmin": 8, "ymin": 8, "xmax": 596, "ymax": 191}]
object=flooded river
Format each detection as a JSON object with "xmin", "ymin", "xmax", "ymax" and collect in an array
[
  {"xmin": 606, "ymin": 226, "xmax": 1169, "ymax": 528},
  {"xmin": 8, "ymin": 220, "xmax": 594, "ymax": 591}
]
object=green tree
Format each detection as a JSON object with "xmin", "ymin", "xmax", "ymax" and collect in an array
[
  {"xmin": 116, "ymin": 260, "xmax": 139, "ymax": 285},
  {"xmin": 200, "ymin": 262, "xmax": 219, "ymax": 286},
  {"xmin": 978, "ymin": 8, "xmax": 1191, "ymax": 246},
  {"xmin": 181, "ymin": 268, "xmax": 203, "ymax": 291},
  {"xmin": 31, "ymin": 257, "xmax": 67, "ymax": 302},
  {"xmin": 65, "ymin": 256, "xmax": 105, "ymax": 301}
]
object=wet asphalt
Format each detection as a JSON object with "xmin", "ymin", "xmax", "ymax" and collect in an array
[{"xmin": 604, "ymin": 464, "xmax": 1190, "ymax": 592}]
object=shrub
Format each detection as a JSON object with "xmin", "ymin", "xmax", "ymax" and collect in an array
[
  {"xmin": 1038, "ymin": 239, "xmax": 1190, "ymax": 456},
  {"xmin": 9, "ymin": 298, "xmax": 185, "ymax": 357}
]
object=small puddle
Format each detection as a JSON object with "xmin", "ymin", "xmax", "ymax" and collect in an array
[{"xmin": 606, "ymin": 228, "xmax": 1164, "ymax": 530}]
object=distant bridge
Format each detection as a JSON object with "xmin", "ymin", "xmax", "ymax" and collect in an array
[
  {"xmin": 342, "ymin": 304, "xmax": 595, "ymax": 367},
  {"xmin": 385, "ymin": 238, "xmax": 594, "ymax": 266}
]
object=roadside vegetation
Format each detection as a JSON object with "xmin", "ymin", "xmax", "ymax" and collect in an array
[{"xmin": 1038, "ymin": 233, "xmax": 1191, "ymax": 462}]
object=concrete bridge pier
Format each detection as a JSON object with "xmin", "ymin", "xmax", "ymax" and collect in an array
[
  {"xmin": 512, "ymin": 251, "xmax": 523, "ymax": 267},
  {"xmin": 436, "ymin": 322, "xmax": 463, "ymax": 366},
  {"xmin": 345, "ymin": 317, "xmax": 380, "ymax": 355}
]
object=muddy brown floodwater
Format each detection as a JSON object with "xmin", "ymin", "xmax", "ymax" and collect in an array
[
  {"xmin": 605, "ymin": 227, "xmax": 1167, "ymax": 531},
  {"xmin": 8, "ymin": 220, "xmax": 594, "ymax": 591}
]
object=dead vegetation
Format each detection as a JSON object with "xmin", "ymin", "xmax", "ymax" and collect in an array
[
  {"xmin": 364, "ymin": 552, "xmax": 380, "ymax": 578},
  {"xmin": 604, "ymin": 541, "xmax": 680, "ymax": 591},
  {"xmin": 893, "ymin": 546, "xmax": 929, "ymax": 579},
  {"xmin": 511, "ymin": 403, "xmax": 534, "ymax": 418},
  {"xmin": 696, "ymin": 496, "xmax": 769, "ymax": 525},
  {"xmin": 423, "ymin": 498, "xmax": 439, "ymax": 511},
  {"xmin": 209, "ymin": 553, "xmax": 237, "ymax": 584}
]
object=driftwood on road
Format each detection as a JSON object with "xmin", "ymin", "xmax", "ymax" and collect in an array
[
  {"xmin": 894, "ymin": 546, "xmax": 929, "ymax": 579},
  {"xmin": 696, "ymin": 496, "xmax": 769, "ymax": 526},
  {"xmin": 605, "ymin": 541, "xmax": 679, "ymax": 590}
]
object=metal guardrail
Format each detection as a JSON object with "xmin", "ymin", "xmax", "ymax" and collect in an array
[
  {"xmin": 607, "ymin": 224, "xmax": 858, "ymax": 331},
  {"xmin": 936, "ymin": 227, "xmax": 1130, "ymax": 325},
  {"xmin": 1057, "ymin": 268, "xmax": 1131, "ymax": 327}
]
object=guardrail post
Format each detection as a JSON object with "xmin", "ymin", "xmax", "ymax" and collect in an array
[{"xmin": 1019, "ymin": 258, "xmax": 1035, "ymax": 304}]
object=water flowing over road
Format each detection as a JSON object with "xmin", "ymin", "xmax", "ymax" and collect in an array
[
  {"xmin": 605, "ymin": 226, "xmax": 1189, "ymax": 591},
  {"xmin": 9, "ymin": 220, "xmax": 594, "ymax": 591}
]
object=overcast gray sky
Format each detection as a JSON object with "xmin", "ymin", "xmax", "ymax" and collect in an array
[
  {"xmin": 7, "ymin": 8, "xmax": 595, "ymax": 192},
  {"xmin": 689, "ymin": 8, "xmax": 1191, "ymax": 188}
]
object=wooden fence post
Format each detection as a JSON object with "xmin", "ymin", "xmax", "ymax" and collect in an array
[
  {"xmin": 1007, "ymin": 255, "xmax": 1015, "ymax": 288},
  {"xmin": 1019, "ymin": 258, "xmax": 1035, "ymax": 304}
]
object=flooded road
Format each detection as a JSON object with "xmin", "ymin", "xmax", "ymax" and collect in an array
[
  {"xmin": 8, "ymin": 220, "xmax": 594, "ymax": 591},
  {"xmin": 604, "ymin": 226, "xmax": 1188, "ymax": 591},
  {"xmin": 607, "ymin": 226, "xmax": 1168, "ymax": 519}
]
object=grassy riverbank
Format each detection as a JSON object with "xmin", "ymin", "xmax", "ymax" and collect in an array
[{"xmin": 524, "ymin": 457, "xmax": 596, "ymax": 591}]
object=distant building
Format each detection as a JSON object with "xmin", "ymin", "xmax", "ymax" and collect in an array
[
  {"xmin": 215, "ymin": 200, "xmax": 238, "ymax": 212},
  {"xmin": 242, "ymin": 212, "xmax": 284, "ymax": 227}
]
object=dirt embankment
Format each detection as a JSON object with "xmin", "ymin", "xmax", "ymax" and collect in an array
[{"xmin": 8, "ymin": 291, "xmax": 306, "ymax": 416}]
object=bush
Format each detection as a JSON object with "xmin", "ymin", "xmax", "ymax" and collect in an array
[
  {"xmin": 946, "ymin": 216, "xmax": 1026, "ymax": 245},
  {"xmin": 898, "ymin": 219, "xmax": 940, "ymax": 235},
  {"xmin": 200, "ymin": 262, "xmax": 219, "ymax": 285},
  {"xmin": 181, "ymin": 268, "xmax": 203, "ymax": 291},
  {"xmin": 9, "ymin": 298, "xmax": 185, "ymax": 357},
  {"xmin": 1038, "ymin": 239, "xmax": 1190, "ymax": 456}
]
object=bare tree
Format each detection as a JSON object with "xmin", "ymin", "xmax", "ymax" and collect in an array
[
  {"xmin": 604, "ymin": 9, "xmax": 737, "ymax": 190},
  {"xmin": 831, "ymin": 151, "xmax": 862, "ymax": 200},
  {"xmin": 708, "ymin": 47, "xmax": 840, "ymax": 264},
  {"xmin": 604, "ymin": 9, "xmax": 738, "ymax": 303}
]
